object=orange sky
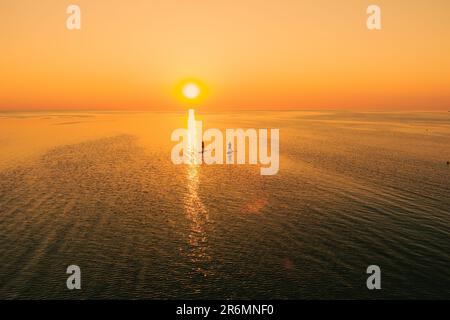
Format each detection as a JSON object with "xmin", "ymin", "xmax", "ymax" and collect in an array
[{"xmin": 1, "ymin": 0, "xmax": 450, "ymax": 111}]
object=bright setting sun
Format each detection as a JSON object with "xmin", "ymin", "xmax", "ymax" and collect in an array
[{"xmin": 182, "ymin": 83, "xmax": 200, "ymax": 100}]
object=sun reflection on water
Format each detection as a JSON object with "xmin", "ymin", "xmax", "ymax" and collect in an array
[
  {"xmin": 183, "ymin": 109, "xmax": 211, "ymax": 277},
  {"xmin": 187, "ymin": 108, "xmax": 200, "ymax": 165}
]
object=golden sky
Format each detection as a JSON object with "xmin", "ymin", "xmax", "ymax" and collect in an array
[{"xmin": 1, "ymin": 0, "xmax": 450, "ymax": 111}]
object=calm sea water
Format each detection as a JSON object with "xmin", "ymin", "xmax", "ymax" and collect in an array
[{"xmin": 0, "ymin": 111, "xmax": 449, "ymax": 299}]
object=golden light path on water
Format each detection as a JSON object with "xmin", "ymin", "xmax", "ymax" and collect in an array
[
  {"xmin": 187, "ymin": 108, "xmax": 199, "ymax": 164},
  {"xmin": 184, "ymin": 109, "xmax": 211, "ymax": 277}
]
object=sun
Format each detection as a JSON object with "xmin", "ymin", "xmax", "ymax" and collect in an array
[
  {"xmin": 182, "ymin": 83, "xmax": 200, "ymax": 100},
  {"xmin": 175, "ymin": 79, "xmax": 207, "ymax": 105}
]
